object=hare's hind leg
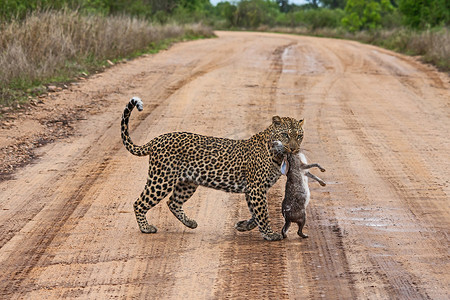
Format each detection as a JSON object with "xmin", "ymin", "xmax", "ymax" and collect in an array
[
  {"xmin": 297, "ymin": 210, "xmax": 308, "ymax": 238},
  {"xmin": 281, "ymin": 220, "xmax": 291, "ymax": 239}
]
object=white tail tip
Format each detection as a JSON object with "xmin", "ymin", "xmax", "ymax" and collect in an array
[{"xmin": 131, "ymin": 97, "xmax": 144, "ymax": 111}]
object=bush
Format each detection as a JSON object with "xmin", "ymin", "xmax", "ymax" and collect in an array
[{"xmin": 287, "ymin": 8, "xmax": 345, "ymax": 29}]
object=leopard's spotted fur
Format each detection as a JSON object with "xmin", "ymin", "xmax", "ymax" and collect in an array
[{"xmin": 121, "ymin": 97, "xmax": 304, "ymax": 241}]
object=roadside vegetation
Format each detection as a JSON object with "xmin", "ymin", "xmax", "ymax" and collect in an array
[
  {"xmin": 1, "ymin": 0, "xmax": 448, "ymax": 108},
  {"xmin": 0, "ymin": 1, "xmax": 214, "ymax": 107},
  {"xmin": 209, "ymin": 0, "xmax": 449, "ymax": 71}
]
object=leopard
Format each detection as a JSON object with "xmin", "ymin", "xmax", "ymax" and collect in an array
[{"xmin": 121, "ymin": 97, "xmax": 305, "ymax": 241}]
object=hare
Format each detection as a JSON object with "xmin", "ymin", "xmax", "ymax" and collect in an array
[{"xmin": 281, "ymin": 152, "xmax": 326, "ymax": 239}]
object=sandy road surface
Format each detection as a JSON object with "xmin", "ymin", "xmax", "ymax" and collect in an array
[{"xmin": 0, "ymin": 31, "xmax": 449, "ymax": 299}]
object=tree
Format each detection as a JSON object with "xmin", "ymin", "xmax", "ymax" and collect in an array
[
  {"xmin": 234, "ymin": 0, "xmax": 279, "ymax": 28},
  {"xmin": 398, "ymin": 0, "xmax": 450, "ymax": 28},
  {"xmin": 306, "ymin": 0, "xmax": 320, "ymax": 9},
  {"xmin": 321, "ymin": 0, "xmax": 347, "ymax": 9},
  {"xmin": 216, "ymin": 2, "xmax": 237, "ymax": 26},
  {"xmin": 276, "ymin": 0, "xmax": 290, "ymax": 13},
  {"xmin": 342, "ymin": 0, "xmax": 394, "ymax": 31}
]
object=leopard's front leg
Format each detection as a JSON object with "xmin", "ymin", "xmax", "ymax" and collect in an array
[{"xmin": 246, "ymin": 186, "xmax": 282, "ymax": 241}]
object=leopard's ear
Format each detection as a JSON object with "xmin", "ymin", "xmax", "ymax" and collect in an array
[
  {"xmin": 298, "ymin": 119, "xmax": 304, "ymax": 126},
  {"xmin": 272, "ymin": 116, "xmax": 282, "ymax": 125}
]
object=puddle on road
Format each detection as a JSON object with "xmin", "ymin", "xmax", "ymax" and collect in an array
[
  {"xmin": 281, "ymin": 44, "xmax": 326, "ymax": 75},
  {"xmin": 339, "ymin": 206, "xmax": 430, "ymax": 233}
]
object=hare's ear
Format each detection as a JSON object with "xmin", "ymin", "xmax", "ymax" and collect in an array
[
  {"xmin": 281, "ymin": 155, "xmax": 289, "ymax": 175},
  {"xmin": 298, "ymin": 119, "xmax": 304, "ymax": 126},
  {"xmin": 272, "ymin": 116, "xmax": 282, "ymax": 125}
]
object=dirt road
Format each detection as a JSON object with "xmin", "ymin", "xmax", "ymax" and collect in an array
[{"xmin": 0, "ymin": 31, "xmax": 449, "ymax": 299}]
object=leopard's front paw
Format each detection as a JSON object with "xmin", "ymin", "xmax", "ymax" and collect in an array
[
  {"xmin": 235, "ymin": 219, "xmax": 257, "ymax": 232},
  {"xmin": 139, "ymin": 224, "xmax": 157, "ymax": 234},
  {"xmin": 184, "ymin": 219, "xmax": 198, "ymax": 229},
  {"xmin": 262, "ymin": 232, "xmax": 283, "ymax": 241}
]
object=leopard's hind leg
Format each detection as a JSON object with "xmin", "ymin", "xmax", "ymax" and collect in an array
[
  {"xmin": 167, "ymin": 181, "xmax": 198, "ymax": 229},
  {"xmin": 134, "ymin": 175, "xmax": 174, "ymax": 233},
  {"xmin": 235, "ymin": 194, "xmax": 257, "ymax": 232}
]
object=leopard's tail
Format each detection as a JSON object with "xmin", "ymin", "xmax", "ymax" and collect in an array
[{"xmin": 121, "ymin": 97, "xmax": 150, "ymax": 156}]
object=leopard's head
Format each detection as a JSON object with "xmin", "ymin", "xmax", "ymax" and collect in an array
[{"xmin": 270, "ymin": 116, "xmax": 304, "ymax": 155}]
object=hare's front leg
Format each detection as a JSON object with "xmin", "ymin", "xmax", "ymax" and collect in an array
[{"xmin": 306, "ymin": 172, "xmax": 326, "ymax": 186}]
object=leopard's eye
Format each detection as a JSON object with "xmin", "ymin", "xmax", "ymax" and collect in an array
[
  {"xmin": 297, "ymin": 134, "xmax": 303, "ymax": 140},
  {"xmin": 282, "ymin": 133, "xmax": 289, "ymax": 139}
]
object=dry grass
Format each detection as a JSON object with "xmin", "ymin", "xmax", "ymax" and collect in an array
[
  {"xmin": 0, "ymin": 10, "xmax": 214, "ymax": 106},
  {"xmin": 378, "ymin": 28, "xmax": 449, "ymax": 69},
  {"xmin": 269, "ymin": 26, "xmax": 450, "ymax": 72}
]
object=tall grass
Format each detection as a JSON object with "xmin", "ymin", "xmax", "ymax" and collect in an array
[
  {"xmin": 0, "ymin": 9, "xmax": 214, "ymax": 106},
  {"xmin": 269, "ymin": 26, "xmax": 450, "ymax": 72},
  {"xmin": 365, "ymin": 27, "xmax": 450, "ymax": 70}
]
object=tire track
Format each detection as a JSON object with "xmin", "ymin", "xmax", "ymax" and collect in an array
[
  {"xmin": 267, "ymin": 42, "xmax": 296, "ymax": 102},
  {"xmin": 214, "ymin": 190, "xmax": 290, "ymax": 299},
  {"xmin": 294, "ymin": 206, "xmax": 358, "ymax": 299},
  {"xmin": 318, "ymin": 61, "xmax": 442, "ymax": 298},
  {"xmin": 214, "ymin": 42, "xmax": 294, "ymax": 298},
  {"xmin": 305, "ymin": 39, "xmax": 448, "ymax": 298},
  {"xmin": 246, "ymin": 41, "xmax": 296, "ymax": 133},
  {"xmin": 215, "ymin": 39, "xmax": 358, "ymax": 299},
  {"xmin": 337, "ymin": 104, "xmax": 441, "ymax": 299},
  {"xmin": 268, "ymin": 39, "xmax": 358, "ymax": 299},
  {"xmin": 0, "ymin": 152, "xmax": 112, "ymax": 296}
]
